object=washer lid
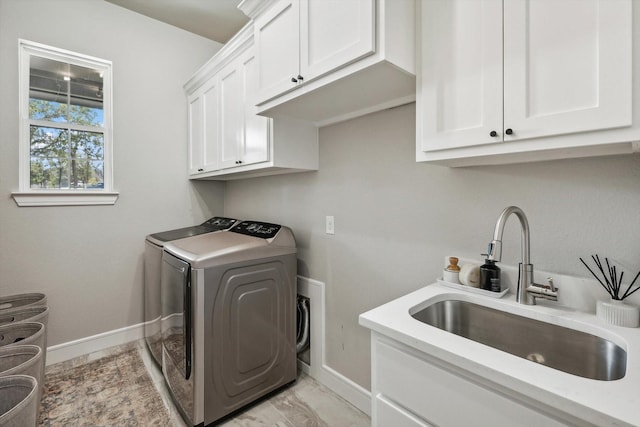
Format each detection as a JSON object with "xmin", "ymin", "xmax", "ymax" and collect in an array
[
  {"xmin": 148, "ymin": 225, "xmax": 211, "ymax": 244},
  {"xmin": 163, "ymin": 225, "xmax": 296, "ymax": 269},
  {"xmin": 146, "ymin": 216, "xmax": 238, "ymax": 244}
]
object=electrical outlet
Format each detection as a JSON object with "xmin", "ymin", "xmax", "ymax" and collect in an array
[{"xmin": 325, "ymin": 216, "xmax": 335, "ymax": 235}]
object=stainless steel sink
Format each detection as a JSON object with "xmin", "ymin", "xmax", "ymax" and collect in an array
[{"xmin": 411, "ymin": 299, "xmax": 627, "ymax": 381}]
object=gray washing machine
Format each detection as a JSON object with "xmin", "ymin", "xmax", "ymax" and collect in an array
[
  {"xmin": 144, "ymin": 217, "xmax": 237, "ymax": 367},
  {"xmin": 161, "ymin": 221, "xmax": 297, "ymax": 426}
]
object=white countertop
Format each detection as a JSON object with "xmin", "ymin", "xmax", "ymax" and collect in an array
[{"xmin": 359, "ymin": 282, "xmax": 640, "ymax": 427}]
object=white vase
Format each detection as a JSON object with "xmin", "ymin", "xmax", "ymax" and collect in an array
[{"xmin": 596, "ymin": 299, "xmax": 640, "ymax": 328}]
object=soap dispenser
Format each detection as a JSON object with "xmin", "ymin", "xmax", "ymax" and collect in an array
[{"xmin": 480, "ymin": 255, "xmax": 501, "ymax": 292}]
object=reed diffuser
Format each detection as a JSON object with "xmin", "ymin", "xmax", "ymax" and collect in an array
[{"xmin": 580, "ymin": 255, "xmax": 640, "ymax": 327}]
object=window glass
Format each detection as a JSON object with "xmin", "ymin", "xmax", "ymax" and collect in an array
[
  {"xmin": 29, "ymin": 57, "xmax": 104, "ymax": 127},
  {"xmin": 28, "ymin": 126, "xmax": 105, "ymax": 189}
]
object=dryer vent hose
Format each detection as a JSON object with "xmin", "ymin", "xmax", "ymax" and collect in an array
[{"xmin": 296, "ymin": 296, "xmax": 310, "ymax": 354}]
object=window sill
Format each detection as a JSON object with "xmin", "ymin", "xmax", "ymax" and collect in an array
[{"xmin": 12, "ymin": 191, "xmax": 119, "ymax": 207}]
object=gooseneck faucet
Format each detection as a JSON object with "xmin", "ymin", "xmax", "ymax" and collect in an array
[{"xmin": 487, "ymin": 206, "xmax": 558, "ymax": 305}]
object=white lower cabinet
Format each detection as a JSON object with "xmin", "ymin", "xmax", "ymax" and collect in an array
[
  {"xmin": 371, "ymin": 334, "xmax": 578, "ymax": 427},
  {"xmin": 186, "ymin": 23, "xmax": 317, "ymax": 180},
  {"xmin": 375, "ymin": 395, "xmax": 432, "ymax": 427}
]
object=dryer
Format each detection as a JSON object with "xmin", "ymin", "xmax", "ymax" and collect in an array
[
  {"xmin": 144, "ymin": 217, "xmax": 237, "ymax": 366},
  {"xmin": 161, "ymin": 221, "xmax": 297, "ymax": 426}
]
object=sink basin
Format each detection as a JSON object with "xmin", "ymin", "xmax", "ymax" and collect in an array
[{"xmin": 411, "ymin": 299, "xmax": 627, "ymax": 381}]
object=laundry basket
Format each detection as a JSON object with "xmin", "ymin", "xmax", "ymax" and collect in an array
[
  {"xmin": 0, "ymin": 345, "xmax": 44, "ymax": 419},
  {"xmin": 0, "ymin": 345, "xmax": 42, "ymax": 382},
  {"xmin": 0, "ymin": 306, "xmax": 49, "ymax": 329},
  {"xmin": 0, "ymin": 294, "xmax": 46, "ymax": 312},
  {"xmin": 0, "ymin": 375, "xmax": 38, "ymax": 427},
  {"xmin": 0, "ymin": 323, "xmax": 46, "ymax": 367}
]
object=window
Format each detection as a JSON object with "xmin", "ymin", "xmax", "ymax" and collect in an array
[{"xmin": 13, "ymin": 40, "xmax": 117, "ymax": 206}]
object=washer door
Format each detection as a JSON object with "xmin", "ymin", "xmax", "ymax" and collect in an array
[
  {"xmin": 204, "ymin": 256, "xmax": 297, "ymax": 424},
  {"xmin": 161, "ymin": 251, "xmax": 192, "ymax": 380}
]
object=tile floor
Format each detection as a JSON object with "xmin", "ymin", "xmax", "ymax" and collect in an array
[{"xmin": 41, "ymin": 340, "xmax": 371, "ymax": 426}]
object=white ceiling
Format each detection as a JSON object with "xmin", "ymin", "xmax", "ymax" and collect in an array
[{"xmin": 104, "ymin": 0, "xmax": 249, "ymax": 44}]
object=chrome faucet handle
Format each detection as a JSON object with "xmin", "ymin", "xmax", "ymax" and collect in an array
[
  {"xmin": 530, "ymin": 277, "xmax": 557, "ymax": 291},
  {"xmin": 527, "ymin": 277, "xmax": 559, "ymax": 304}
]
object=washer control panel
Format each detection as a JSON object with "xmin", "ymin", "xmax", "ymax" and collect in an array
[
  {"xmin": 231, "ymin": 221, "xmax": 281, "ymax": 239},
  {"xmin": 201, "ymin": 217, "xmax": 237, "ymax": 231}
]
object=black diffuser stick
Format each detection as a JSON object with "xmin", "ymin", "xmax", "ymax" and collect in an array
[
  {"xmin": 621, "ymin": 269, "xmax": 640, "ymax": 300},
  {"xmin": 623, "ymin": 285, "xmax": 640, "ymax": 299},
  {"xmin": 618, "ymin": 271, "xmax": 625, "ymax": 298},
  {"xmin": 593, "ymin": 255, "xmax": 609, "ymax": 286}
]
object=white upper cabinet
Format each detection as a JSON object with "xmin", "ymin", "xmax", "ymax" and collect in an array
[
  {"xmin": 247, "ymin": 0, "xmax": 415, "ymax": 126},
  {"xmin": 300, "ymin": 0, "xmax": 374, "ymax": 82},
  {"xmin": 504, "ymin": 0, "xmax": 632, "ymax": 141},
  {"xmin": 185, "ymin": 23, "xmax": 318, "ymax": 180},
  {"xmin": 218, "ymin": 59, "xmax": 245, "ymax": 169},
  {"xmin": 419, "ymin": 0, "xmax": 503, "ymax": 151},
  {"xmin": 417, "ymin": 0, "xmax": 639, "ymax": 166},
  {"xmin": 188, "ymin": 95, "xmax": 205, "ymax": 174},
  {"xmin": 218, "ymin": 47, "xmax": 269, "ymax": 170},
  {"xmin": 256, "ymin": 0, "xmax": 375, "ymax": 103},
  {"xmin": 188, "ymin": 81, "xmax": 219, "ymax": 175},
  {"xmin": 240, "ymin": 51, "xmax": 270, "ymax": 166},
  {"xmin": 254, "ymin": 0, "xmax": 301, "ymax": 103}
]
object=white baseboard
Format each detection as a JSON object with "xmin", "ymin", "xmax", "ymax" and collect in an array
[
  {"xmin": 316, "ymin": 364, "xmax": 371, "ymax": 416},
  {"xmin": 46, "ymin": 322, "xmax": 145, "ymax": 366},
  {"xmin": 297, "ymin": 275, "xmax": 372, "ymax": 416}
]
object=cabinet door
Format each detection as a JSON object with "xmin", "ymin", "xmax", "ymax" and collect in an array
[
  {"xmin": 503, "ymin": 0, "xmax": 632, "ymax": 141},
  {"xmin": 188, "ymin": 94, "xmax": 204, "ymax": 174},
  {"xmin": 299, "ymin": 0, "xmax": 375, "ymax": 82},
  {"xmin": 240, "ymin": 48, "xmax": 270, "ymax": 166},
  {"xmin": 373, "ymin": 336, "xmax": 568, "ymax": 427},
  {"xmin": 375, "ymin": 395, "xmax": 432, "ymax": 427},
  {"xmin": 188, "ymin": 83, "xmax": 219, "ymax": 174},
  {"xmin": 218, "ymin": 62, "xmax": 243, "ymax": 169},
  {"xmin": 419, "ymin": 0, "xmax": 504, "ymax": 151},
  {"xmin": 255, "ymin": 0, "xmax": 300, "ymax": 104},
  {"xmin": 202, "ymin": 83, "xmax": 219, "ymax": 171}
]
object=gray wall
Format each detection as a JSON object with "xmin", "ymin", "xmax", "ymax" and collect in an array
[
  {"xmin": 224, "ymin": 103, "xmax": 640, "ymax": 389},
  {"xmin": 0, "ymin": 0, "xmax": 225, "ymax": 345}
]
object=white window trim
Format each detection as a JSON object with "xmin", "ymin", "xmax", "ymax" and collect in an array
[{"xmin": 12, "ymin": 39, "xmax": 118, "ymax": 207}]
